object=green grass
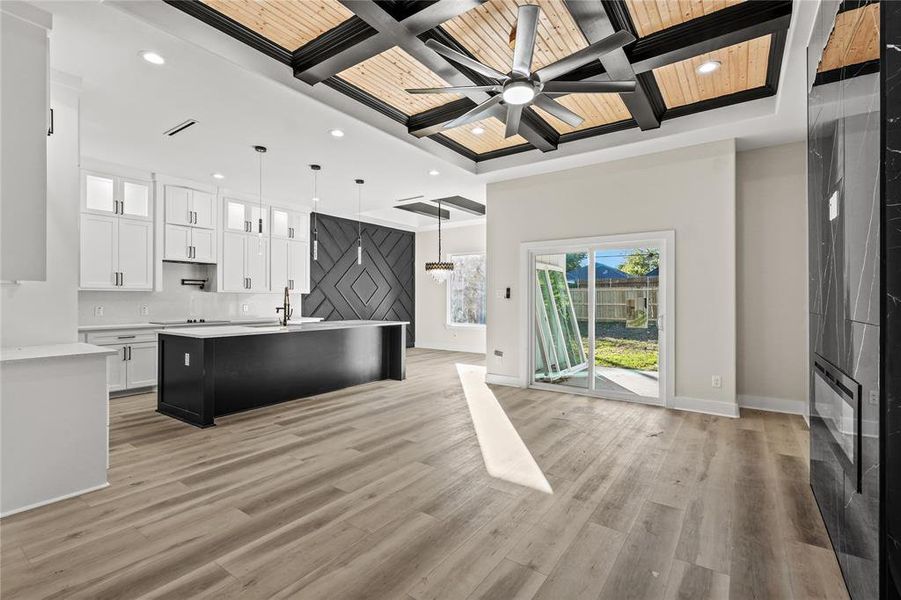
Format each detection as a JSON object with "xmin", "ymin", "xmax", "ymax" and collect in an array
[{"xmin": 592, "ymin": 337, "xmax": 658, "ymax": 371}]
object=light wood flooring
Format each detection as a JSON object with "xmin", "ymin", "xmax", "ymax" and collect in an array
[{"xmin": 0, "ymin": 349, "xmax": 848, "ymax": 599}]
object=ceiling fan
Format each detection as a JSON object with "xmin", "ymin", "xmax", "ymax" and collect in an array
[{"xmin": 405, "ymin": 4, "xmax": 637, "ymax": 138}]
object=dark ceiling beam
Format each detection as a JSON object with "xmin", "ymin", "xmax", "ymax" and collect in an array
[
  {"xmin": 297, "ymin": 0, "xmax": 557, "ymax": 152},
  {"xmin": 433, "ymin": 195, "xmax": 486, "ymax": 215},
  {"xmin": 628, "ymin": 0, "xmax": 793, "ymax": 73},
  {"xmin": 566, "ymin": 0, "xmax": 662, "ymax": 130},
  {"xmin": 292, "ymin": 0, "xmax": 482, "ymax": 85}
]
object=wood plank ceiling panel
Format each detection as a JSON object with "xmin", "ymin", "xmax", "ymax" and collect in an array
[
  {"xmin": 817, "ymin": 3, "xmax": 880, "ymax": 73},
  {"xmin": 441, "ymin": 117, "xmax": 528, "ymax": 154},
  {"xmin": 337, "ymin": 47, "xmax": 462, "ymax": 116},
  {"xmin": 200, "ymin": 0, "xmax": 353, "ymax": 51},
  {"xmin": 653, "ymin": 34, "xmax": 770, "ymax": 109},
  {"xmin": 624, "ymin": 0, "xmax": 744, "ymax": 38},
  {"xmin": 441, "ymin": 0, "xmax": 589, "ymax": 74},
  {"xmin": 533, "ymin": 94, "xmax": 632, "ymax": 134}
]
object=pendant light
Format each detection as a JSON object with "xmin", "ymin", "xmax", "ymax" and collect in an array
[
  {"xmin": 310, "ymin": 164, "xmax": 321, "ymax": 261},
  {"xmin": 253, "ymin": 145, "xmax": 267, "ymax": 255},
  {"xmin": 355, "ymin": 179, "xmax": 364, "ymax": 265},
  {"xmin": 425, "ymin": 198, "xmax": 453, "ymax": 283}
]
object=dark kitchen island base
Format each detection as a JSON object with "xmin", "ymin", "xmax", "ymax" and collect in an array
[{"xmin": 157, "ymin": 321, "xmax": 406, "ymax": 428}]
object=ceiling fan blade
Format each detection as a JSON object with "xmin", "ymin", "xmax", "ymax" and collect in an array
[
  {"xmin": 541, "ymin": 80, "xmax": 636, "ymax": 94},
  {"xmin": 425, "ymin": 38, "xmax": 506, "ymax": 81},
  {"xmin": 535, "ymin": 29, "xmax": 635, "ymax": 83},
  {"xmin": 443, "ymin": 95, "xmax": 503, "ymax": 129},
  {"xmin": 406, "ymin": 85, "xmax": 502, "ymax": 94},
  {"xmin": 533, "ymin": 95, "xmax": 584, "ymax": 127},
  {"xmin": 504, "ymin": 105, "xmax": 523, "ymax": 139},
  {"xmin": 512, "ymin": 4, "xmax": 540, "ymax": 77}
]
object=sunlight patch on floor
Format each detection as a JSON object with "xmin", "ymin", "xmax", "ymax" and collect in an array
[{"xmin": 456, "ymin": 363, "xmax": 553, "ymax": 494}]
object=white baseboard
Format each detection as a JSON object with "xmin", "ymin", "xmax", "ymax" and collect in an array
[
  {"xmin": 415, "ymin": 340, "xmax": 486, "ymax": 354},
  {"xmin": 485, "ymin": 373, "xmax": 525, "ymax": 387},
  {"xmin": 1, "ymin": 481, "xmax": 109, "ymax": 518},
  {"xmin": 671, "ymin": 396, "xmax": 740, "ymax": 418},
  {"xmin": 739, "ymin": 394, "xmax": 807, "ymax": 417}
]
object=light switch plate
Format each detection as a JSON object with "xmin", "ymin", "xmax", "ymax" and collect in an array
[
  {"xmin": 94, "ymin": 306, "xmax": 104, "ymax": 317},
  {"xmin": 711, "ymin": 375, "xmax": 722, "ymax": 388},
  {"xmin": 140, "ymin": 305, "xmax": 149, "ymax": 316},
  {"xmin": 184, "ymin": 353, "xmax": 190, "ymax": 366},
  {"xmin": 242, "ymin": 304, "xmax": 249, "ymax": 313}
]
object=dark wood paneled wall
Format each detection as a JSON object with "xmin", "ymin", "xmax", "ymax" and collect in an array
[{"xmin": 304, "ymin": 213, "xmax": 415, "ymax": 347}]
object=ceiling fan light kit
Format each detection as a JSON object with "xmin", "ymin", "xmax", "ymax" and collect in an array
[{"xmin": 406, "ymin": 4, "xmax": 637, "ymax": 139}]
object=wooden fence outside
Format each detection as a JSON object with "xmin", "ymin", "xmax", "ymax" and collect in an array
[{"xmin": 571, "ymin": 287, "xmax": 659, "ymax": 322}]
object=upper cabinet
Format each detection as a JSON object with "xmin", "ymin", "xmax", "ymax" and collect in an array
[
  {"xmin": 82, "ymin": 172, "xmax": 152, "ymax": 221},
  {"xmin": 164, "ymin": 185, "xmax": 215, "ymax": 229},
  {"xmin": 163, "ymin": 185, "xmax": 218, "ymax": 264},
  {"xmin": 1, "ymin": 2, "xmax": 51, "ymax": 281},
  {"xmin": 79, "ymin": 169, "xmax": 154, "ymax": 290},
  {"xmin": 224, "ymin": 198, "xmax": 267, "ymax": 235},
  {"xmin": 271, "ymin": 207, "xmax": 309, "ymax": 241}
]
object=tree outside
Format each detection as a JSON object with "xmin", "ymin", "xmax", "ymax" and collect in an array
[{"xmin": 619, "ymin": 248, "xmax": 659, "ymax": 276}]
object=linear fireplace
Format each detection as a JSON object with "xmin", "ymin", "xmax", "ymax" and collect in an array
[{"xmin": 812, "ymin": 355, "xmax": 861, "ymax": 493}]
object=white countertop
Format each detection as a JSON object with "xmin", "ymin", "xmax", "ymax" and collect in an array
[
  {"xmin": 160, "ymin": 320, "xmax": 407, "ymax": 339},
  {"xmin": 1, "ymin": 343, "xmax": 118, "ymax": 363},
  {"xmin": 78, "ymin": 317, "xmax": 322, "ymax": 332}
]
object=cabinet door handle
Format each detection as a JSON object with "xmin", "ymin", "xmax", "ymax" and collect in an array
[
  {"xmin": 123, "ymin": 346, "xmax": 127, "ymax": 361},
  {"xmin": 120, "ymin": 272, "xmax": 124, "ymax": 287},
  {"xmin": 127, "ymin": 346, "xmax": 132, "ymax": 361},
  {"xmin": 248, "ymin": 277, "xmax": 252, "ymax": 289},
  {"xmin": 117, "ymin": 335, "xmax": 136, "ymax": 340}
]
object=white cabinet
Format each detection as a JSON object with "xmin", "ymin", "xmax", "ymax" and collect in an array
[
  {"xmin": 1, "ymin": 2, "xmax": 50, "ymax": 281},
  {"xmin": 82, "ymin": 171, "xmax": 152, "ymax": 221},
  {"xmin": 106, "ymin": 345, "xmax": 128, "ymax": 392},
  {"xmin": 165, "ymin": 185, "xmax": 215, "ymax": 229},
  {"xmin": 224, "ymin": 198, "xmax": 267, "ymax": 234},
  {"xmin": 126, "ymin": 342, "xmax": 158, "ymax": 388},
  {"xmin": 271, "ymin": 238, "xmax": 310, "ymax": 293},
  {"xmin": 222, "ymin": 232, "xmax": 268, "ymax": 291},
  {"xmin": 102, "ymin": 341, "xmax": 156, "ymax": 392},
  {"xmin": 271, "ymin": 207, "xmax": 309, "ymax": 241},
  {"xmin": 80, "ymin": 214, "xmax": 153, "ymax": 290},
  {"xmin": 164, "ymin": 224, "xmax": 216, "ymax": 264}
]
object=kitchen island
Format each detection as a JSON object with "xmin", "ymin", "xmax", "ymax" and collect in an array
[{"xmin": 156, "ymin": 320, "xmax": 406, "ymax": 427}]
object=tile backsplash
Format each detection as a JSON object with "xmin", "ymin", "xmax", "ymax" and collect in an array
[{"xmin": 78, "ymin": 262, "xmax": 299, "ymax": 325}]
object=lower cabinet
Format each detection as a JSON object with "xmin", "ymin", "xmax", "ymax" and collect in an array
[{"xmin": 105, "ymin": 342, "xmax": 157, "ymax": 392}]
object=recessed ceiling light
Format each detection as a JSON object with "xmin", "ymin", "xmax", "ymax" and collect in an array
[
  {"xmin": 428, "ymin": 169, "xmax": 440, "ymax": 176},
  {"xmin": 140, "ymin": 51, "xmax": 165, "ymax": 65},
  {"xmin": 329, "ymin": 129, "xmax": 345, "ymax": 138},
  {"xmin": 212, "ymin": 173, "xmax": 225, "ymax": 180},
  {"xmin": 696, "ymin": 60, "xmax": 721, "ymax": 75},
  {"xmin": 471, "ymin": 126, "xmax": 485, "ymax": 135}
]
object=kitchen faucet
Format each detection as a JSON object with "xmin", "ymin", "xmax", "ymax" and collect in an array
[{"xmin": 276, "ymin": 286, "xmax": 293, "ymax": 326}]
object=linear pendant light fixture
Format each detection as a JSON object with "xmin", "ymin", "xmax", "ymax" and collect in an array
[
  {"xmin": 355, "ymin": 179, "xmax": 364, "ymax": 265},
  {"xmin": 254, "ymin": 145, "xmax": 267, "ymax": 255},
  {"xmin": 310, "ymin": 164, "xmax": 321, "ymax": 261},
  {"xmin": 425, "ymin": 198, "xmax": 453, "ymax": 283}
]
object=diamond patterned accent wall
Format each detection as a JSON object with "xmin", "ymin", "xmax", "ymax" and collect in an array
[{"xmin": 305, "ymin": 213, "xmax": 415, "ymax": 347}]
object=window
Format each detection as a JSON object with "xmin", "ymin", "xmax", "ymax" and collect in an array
[{"xmin": 447, "ymin": 253, "xmax": 486, "ymax": 326}]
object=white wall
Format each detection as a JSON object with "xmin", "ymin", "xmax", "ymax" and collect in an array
[
  {"xmin": 486, "ymin": 140, "xmax": 737, "ymax": 413},
  {"xmin": 1, "ymin": 79, "xmax": 81, "ymax": 347},
  {"xmin": 78, "ymin": 262, "xmax": 303, "ymax": 325},
  {"xmin": 736, "ymin": 142, "xmax": 808, "ymax": 415},
  {"xmin": 415, "ymin": 222, "xmax": 486, "ymax": 353}
]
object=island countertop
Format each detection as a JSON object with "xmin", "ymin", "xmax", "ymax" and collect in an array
[{"xmin": 159, "ymin": 320, "xmax": 409, "ymax": 339}]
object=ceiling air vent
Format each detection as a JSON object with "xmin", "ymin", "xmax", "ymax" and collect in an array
[{"xmin": 163, "ymin": 119, "xmax": 198, "ymax": 137}]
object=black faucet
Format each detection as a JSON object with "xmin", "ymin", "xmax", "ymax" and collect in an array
[{"xmin": 276, "ymin": 286, "xmax": 293, "ymax": 326}]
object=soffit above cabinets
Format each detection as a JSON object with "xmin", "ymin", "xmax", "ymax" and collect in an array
[{"xmin": 167, "ymin": 0, "xmax": 793, "ymax": 162}]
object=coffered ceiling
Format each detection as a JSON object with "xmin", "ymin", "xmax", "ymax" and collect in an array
[
  {"xmin": 815, "ymin": 1, "xmax": 879, "ymax": 85},
  {"xmin": 165, "ymin": 0, "xmax": 794, "ymax": 162}
]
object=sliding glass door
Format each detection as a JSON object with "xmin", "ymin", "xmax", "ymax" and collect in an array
[{"xmin": 529, "ymin": 240, "xmax": 666, "ymax": 405}]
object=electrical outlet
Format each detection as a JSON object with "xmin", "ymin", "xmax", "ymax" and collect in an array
[
  {"xmin": 242, "ymin": 304, "xmax": 249, "ymax": 313},
  {"xmin": 94, "ymin": 306, "xmax": 104, "ymax": 317},
  {"xmin": 496, "ymin": 289, "xmax": 504, "ymax": 299},
  {"xmin": 870, "ymin": 390, "xmax": 879, "ymax": 405},
  {"xmin": 711, "ymin": 375, "xmax": 722, "ymax": 389},
  {"xmin": 140, "ymin": 305, "xmax": 149, "ymax": 316}
]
